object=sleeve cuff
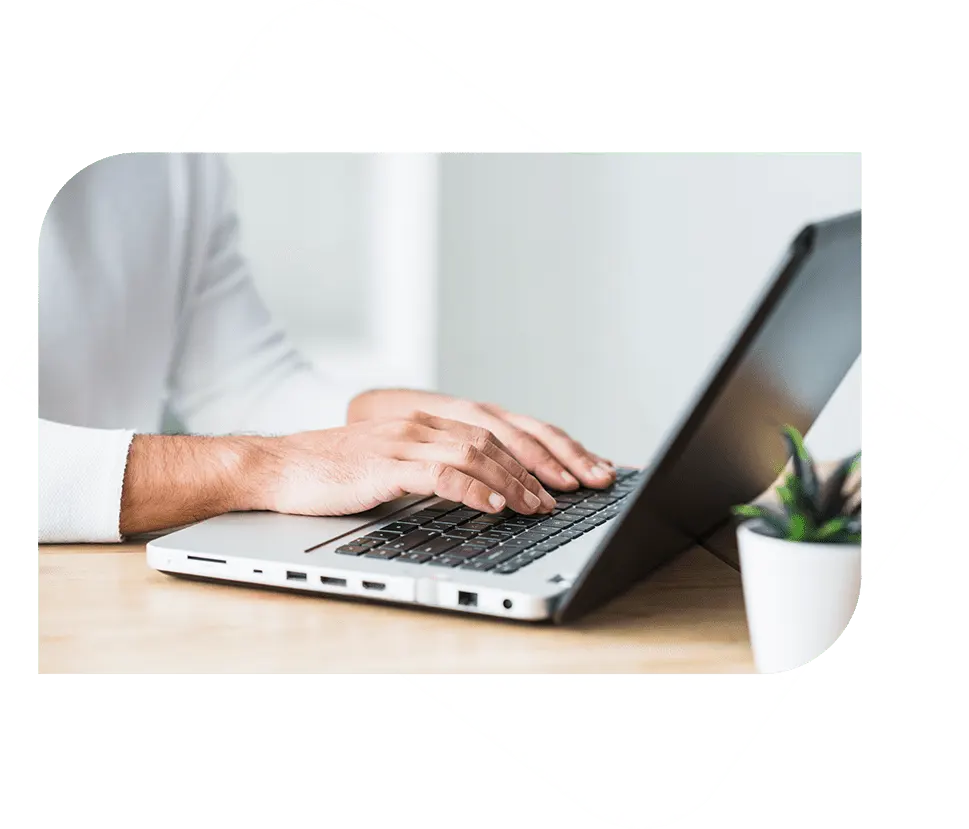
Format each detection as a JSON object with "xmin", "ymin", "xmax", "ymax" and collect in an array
[{"xmin": 39, "ymin": 420, "xmax": 135, "ymax": 543}]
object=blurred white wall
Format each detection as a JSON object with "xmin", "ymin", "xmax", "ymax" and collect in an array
[
  {"xmin": 227, "ymin": 153, "xmax": 372, "ymax": 345},
  {"xmin": 227, "ymin": 153, "xmax": 437, "ymax": 389},
  {"xmin": 226, "ymin": 153, "xmax": 861, "ymax": 464},
  {"xmin": 437, "ymin": 153, "xmax": 861, "ymax": 464}
]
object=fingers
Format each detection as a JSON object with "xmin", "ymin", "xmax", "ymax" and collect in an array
[
  {"xmin": 388, "ymin": 460, "xmax": 512, "ymax": 515},
  {"xmin": 497, "ymin": 413, "xmax": 615, "ymax": 490},
  {"xmin": 401, "ymin": 441, "xmax": 548, "ymax": 514},
  {"xmin": 385, "ymin": 413, "xmax": 556, "ymax": 513}
]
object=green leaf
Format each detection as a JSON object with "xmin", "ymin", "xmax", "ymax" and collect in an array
[
  {"xmin": 782, "ymin": 425, "xmax": 822, "ymax": 520},
  {"xmin": 783, "ymin": 473, "xmax": 815, "ymax": 519},
  {"xmin": 813, "ymin": 516, "xmax": 851, "ymax": 541},
  {"xmin": 732, "ymin": 504, "xmax": 788, "ymax": 537},
  {"xmin": 786, "ymin": 512, "xmax": 809, "ymax": 542}
]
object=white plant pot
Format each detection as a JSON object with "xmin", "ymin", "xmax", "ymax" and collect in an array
[{"xmin": 737, "ymin": 522, "xmax": 861, "ymax": 673}]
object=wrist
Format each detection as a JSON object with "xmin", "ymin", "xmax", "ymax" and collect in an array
[{"xmin": 231, "ymin": 435, "xmax": 283, "ymax": 512}]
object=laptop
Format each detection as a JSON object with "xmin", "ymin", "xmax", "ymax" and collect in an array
[{"xmin": 147, "ymin": 211, "xmax": 861, "ymax": 623}]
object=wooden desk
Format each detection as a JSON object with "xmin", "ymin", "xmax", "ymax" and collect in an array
[{"xmin": 38, "ymin": 542, "xmax": 753, "ymax": 673}]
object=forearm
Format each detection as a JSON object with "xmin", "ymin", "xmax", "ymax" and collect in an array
[{"xmin": 119, "ymin": 434, "xmax": 272, "ymax": 536}]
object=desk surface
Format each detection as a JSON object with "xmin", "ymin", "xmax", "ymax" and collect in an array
[{"xmin": 39, "ymin": 542, "xmax": 753, "ymax": 673}]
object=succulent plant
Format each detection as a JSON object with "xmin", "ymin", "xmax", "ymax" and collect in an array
[{"xmin": 733, "ymin": 425, "xmax": 861, "ymax": 544}]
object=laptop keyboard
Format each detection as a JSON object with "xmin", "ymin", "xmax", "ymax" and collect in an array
[{"xmin": 333, "ymin": 467, "xmax": 643, "ymax": 575}]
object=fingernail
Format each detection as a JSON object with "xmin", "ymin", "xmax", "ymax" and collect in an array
[
  {"xmin": 560, "ymin": 470, "xmax": 578, "ymax": 486},
  {"xmin": 539, "ymin": 489, "xmax": 556, "ymax": 509},
  {"xmin": 524, "ymin": 491, "xmax": 541, "ymax": 510},
  {"xmin": 590, "ymin": 465, "xmax": 609, "ymax": 479},
  {"xmin": 489, "ymin": 492, "xmax": 506, "ymax": 510}
]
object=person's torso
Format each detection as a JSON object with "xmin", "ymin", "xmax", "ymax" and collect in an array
[{"xmin": 39, "ymin": 153, "xmax": 201, "ymax": 430}]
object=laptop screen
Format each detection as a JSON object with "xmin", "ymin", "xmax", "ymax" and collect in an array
[{"xmin": 556, "ymin": 212, "xmax": 861, "ymax": 622}]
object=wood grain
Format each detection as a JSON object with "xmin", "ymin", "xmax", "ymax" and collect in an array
[{"xmin": 39, "ymin": 542, "xmax": 754, "ymax": 673}]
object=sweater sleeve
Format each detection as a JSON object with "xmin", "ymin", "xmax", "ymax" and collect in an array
[
  {"xmin": 166, "ymin": 154, "xmax": 363, "ymax": 436},
  {"xmin": 39, "ymin": 419, "xmax": 135, "ymax": 543}
]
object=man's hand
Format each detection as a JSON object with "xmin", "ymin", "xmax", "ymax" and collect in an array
[
  {"xmin": 119, "ymin": 412, "xmax": 558, "ymax": 536},
  {"xmin": 348, "ymin": 389, "xmax": 615, "ymax": 491},
  {"xmin": 252, "ymin": 412, "xmax": 557, "ymax": 517}
]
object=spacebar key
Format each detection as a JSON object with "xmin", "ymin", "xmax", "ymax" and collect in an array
[
  {"xmin": 409, "ymin": 536, "xmax": 462, "ymax": 556},
  {"xmin": 378, "ymin": 529, "xmax": 440, "ymax": 551}
]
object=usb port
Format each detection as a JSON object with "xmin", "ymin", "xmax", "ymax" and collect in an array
[
  {"xmin": 458, "ymin": 591, "xmax": 478, "ymax": 607},
  {"xmin": 286, "ymin": 571, "xmax": 308, "ymax": 581},
  {"xmin": 320, "ymin": 576, "xmax": 347, "ymax": 587},
  {"xmin": 362, "ymin": 581, "xmax": 386, "ymax": 592}
]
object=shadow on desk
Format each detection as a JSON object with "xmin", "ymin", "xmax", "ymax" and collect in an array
[{"xmin": 38, "ymin": 542, "xmax": 753, "ymax": 673}]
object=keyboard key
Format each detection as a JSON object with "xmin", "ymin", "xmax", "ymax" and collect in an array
[
  {"xmin": 361, "ymin": 530, "xmax": 404, "ymax": 540},
  {"xmin": 395, "ymin": 552, "xmax": 432, "ymax": 564},
  {"xmin": 344, "ymin": 537, "xmax": 382, "ymax": 549},
  {"xmin": 410, "ymin": 507, "xmax": 447, "ymax": 521},
  {"xmin": 363, "ymin": 547, "xmax": 401, "ymax": 560},
  {"xmin": 442, "ymin": 528, "xmax": 477, "ymax": 540},
  {"xmin": 554, "ymin": 492, "xmax": 585, "ymax": 503},
  {"xmin": 424, "ymin": 521, "xmax": 455, "ymax": 532},
  {"xmin": 514, "ymin": 532, "xmax": 549, "ymax": 544},
  {"xmin": 335, "ymin": 544, "xmax": 369, "ymax": 556},
  {"xmin": 534, "ymin": 539, "xmax": 564, "ymax": 552},
  {"xmin": 476, "ymin": 547, "xmax": 520, "ymax": 565},
  {"xmin": 410, "ymin": 536, "xmax": 461, "ymax": 556},
  {"xmin": 445, "ymin": 545, "xmax": 488, "ymax": 560},
  {"xmin": 382, "ymin": 521, "xmax": 422, "ymax": 534},
  {"xmin": 461, "ymin": 521, "xmax": 497, "ymax": 532},
  {"xmin": 565, "ymin": 506, "xmax": 598, "ymax": 517},
  {"xmin": 460, "ymin": 560, "xmax": 497, "ymax": 571},
  {"xmin": 445, "ymin": 509, "xmax": 480, "ymax": 520},
  {"xmin": 477, "ymin": 531, "xmax": 515, "ymax": 541},
  {"xmin": 496, "ymin": 537, "xmax": 532, "ymax": 550},
  {"xmin": 457, "ymin": 537, "xmax": 497, "ymax": 549},
  {"xmin": 432, "ymin": 500, "xmax": 464, "ymax": 511},
  {"xmin": 427, "ymin": 556, "xmax": 464, "ymax": 568},
  {"xmin": 467, "ymin": 515, "xmax": 504, "ymax": 526},
  {"xmin": 545, "ymin": 519, "xmax": 575, "ymax": 530},
  {"xmin": 397, "ymin": 513, "xmax": 435, "ymax": 526},
  {"xmin": 432, "ymin": 515, "xmax": 467, "ymax": 526},
  {"xmin": 493, "ymin": 563, "xmax": 521, "ymax": 574},
  {"xmin": 380, "ymin": 529, "xmax": 440, "ymax": 551}
]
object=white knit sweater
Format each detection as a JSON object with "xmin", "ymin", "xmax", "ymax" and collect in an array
[{"xmin": 39, "ymin": 154, "xmax": 358, "ymax": 543}]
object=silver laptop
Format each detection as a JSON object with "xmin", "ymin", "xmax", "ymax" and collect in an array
[{"xmin": 147, "ymin": 212, "xmax": 861, "ymax": 623}]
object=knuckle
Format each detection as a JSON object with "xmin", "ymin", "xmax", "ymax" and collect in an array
[
  {"xmin": 469, "ymin": 427, "xmax": 493, "ymax": 449},
  {"xmin": 459, "ymin": 441, "xmax": 480, "ymax": 465},
  {"xmin": 395, "ymin": 419, "xmax": 420, "ymax": 441},
  {"xmin": 545, "ymin": 423, "xmax": 567, "ymax": 438},
  {"xmin": 426, "ymin": 461, "xmax": 448, "ymax": 485}
]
